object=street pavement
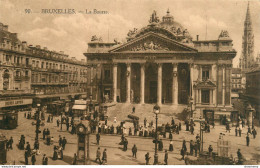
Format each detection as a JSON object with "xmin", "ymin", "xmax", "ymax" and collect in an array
[{"xmin": 1, "ymin": 111, "xmax": 260, "ymax": 165}]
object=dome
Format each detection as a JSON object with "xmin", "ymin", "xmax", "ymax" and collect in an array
[{"xmin": 127, "ymin": 10, "xmax": 193, "ymax": 43}]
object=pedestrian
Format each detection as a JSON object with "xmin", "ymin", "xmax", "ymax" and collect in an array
[
  {"xmin": 132, "ymin": 106, "xmax": 135, "ymax": 113},
  {"xmin": 181, "ymin": 148, "xmax": 185, "ymax": 160},
  {"xmin": 182, "ymin": 140, "xmax": 187, "ymax": 152},
  {"xmin": 144, "ymin": 118, "xmax": 147, "ymax": 127},
  {"xmin": 96, "ymin": 133, "xmax": 100, "ymax": 145},
  {"xmin": 171, "ymin": 117, "xmax": 175, "ymax": 126},
  {"xmin": 102, "ymin": 149, "xmax": 107, "ymax": 164},
  {"xmin": 42, "ymin": 154, "xmax": 48, "ymax": 165},
  {"xmin": 123, "ymin": 138, "xmax": 128, "ymax": 151},
  {"xmin": 46, "ymin": 128, "xmax": 50, "ymax": 136},
  {"xmin": 25, "ymin": 151, "xmax": 29, "ymax": 165},
  {"xmin": 57, "ymin": 119, "xmax": 60, "ymax": 127},
  {"xmin": 95, "ymin": 147, "xmax": 102, "ymax": 164},
  {"xmin": 62, "ymin": 137, "xmax": 67, "ymax": 150},
  {"xmin": 66, "ymin": 121, "xmax": 70, "ymax": 131},
  {"xmin": 194, "ymin": 142, "xmax": 198, "ymax": 157},
  {"xmin": 190, "ymin": 140, "xmax": 194, "ymax": 155},
  {"xmin": 129, "ymin": 127, "xmax": 132, "ymax": 136},
  {"xmin": 252, "ymin": 128, "xmax": 257, "ymax": 139},
  {"xmin": 34, "ymin": 140, "xmax": 39, "ymax": 150},
  {"xmin": 239, "ymin": 127, "xmax": 242, "ymax": 137},
  {"xmin": 196, "ymin": 134, "xmax": 200, "ymax": 140},
  {"xmin": 43, "ymin": 128, "xmax": 46, "ymax": 140},
  {"xmin": 24, "ymin": 112, "xmax": 27, "ymax": 118},
  {"xmin": 59, "ymin": 135, "xmax": 62, "ymax": 146},
  {"xmin": 246, "ymin": 134, "xmax": 250, "ymax": 146},
  {"xmin": 237, "ymin": 149, "xmax": 244, "ymax": 164},
  {"xmin": 158, "ymin": 139, "xmax": 163, "ymax": 151},
  {"xmin": 208, "ymin": 145, "xmax": 213, "ymax": 157},
  {"xmin": 31, "ymin": 152, "xmax": 36, "ymax": 165},
  {"xmin": 52, "ymin": 146, "xmax": 58, "ymax": 160},
  {"xmin": 164, "ymin": 150, "xmax": 168, "ymax": 165},
  {"xmin": 179, "ymin": 122, "xmax": 182, "ymax": 130},
  {"xmin": 46, "ymin": 135, "xmax": 51, "ymax": 146},
  {"xmin": 235, "ymin": 127, "xmax": 238, "ymax": 136},
  {"xmin": 132, "ymin": 144, "xmax": 137, "ymax": 158},
  {"xmin": 145, "ymin": 152, "xmax": 151, "ymax": 165},
  {"xmin": 9, "ymin": 137, "xmax": 13, "ymax": 150},
  {"xmin": 196, "ymin": 139, "xmax": 201, "ymax": 153},
  {"xmin": 169, "ymin": 140, "xmax": 174, "ymax": 151},
  {"xmin": 26, "ymin": 142, "xmax": 31, "ymax": 156},
  {"xmin": 191, "ymin": 125, "xmax": 194, "ymax": 135},
  {"xmin": 169, "ymin": 131, "xmax": 173, "ymax": 140},
  {"xmin": 72, "ymin": 153, "xmax": 77, "ymax": 165},
  {"xmin": 60, "ymin": 147, "xmax": 63, "ymax": 160}
]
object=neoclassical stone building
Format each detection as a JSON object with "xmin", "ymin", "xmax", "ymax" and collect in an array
[{"xmin": 85, "ymin": 10, "xmax": 236, "ymax": 117}]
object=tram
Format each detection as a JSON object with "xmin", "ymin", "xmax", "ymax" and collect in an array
[{"xmin": 0, "ymin": 110, "xmax": 18, "ymax": 129}]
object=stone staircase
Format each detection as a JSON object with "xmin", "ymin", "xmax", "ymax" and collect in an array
[{"xmin": 106, "ymin": 103, "xmax": 187, "ymax": 125}]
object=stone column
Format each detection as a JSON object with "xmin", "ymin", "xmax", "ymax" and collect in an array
[
  {"xmin": 222, "ymin": 65, "xmax": 226, "ymax": 106},
  {"xmin": 198, "ymin": 65, "xmax": 202, "ymax": 81},
  {"xmin": 198, "ymin": 89, "xmax": 201, "ymax": 104},
  {"xmin": 126, "ymin": 63, "xmax": 131, "ymax": 103},
  {"xmin": 212, "ymin": 64, "xmax": 217, "ymax": 81},
  {"xmin": 157, "ymin": 63, "xmax": 162, "ymax": 105},
  {"xmin": 172, "ymin": 63, "xmax": 178, "ymax": 105},
  {"xmin": 113, "ymin": 63, "xmax": 118, "ymax": 102},
  {"xmin": 210, "ymin": 89, "xmax": 213, "ymax": 105},
  {"xmin": 213, "ymin": 89, "xmax": 216, "ymax": 106},
  {"xmin": 190, "ymin": 63, "xmax": 194, "ymax": 99},
  {"xmin": 140, "ymin": 63, "xmax": 145, "ymax": 104},
  {"xmin": 90, "ymin": 65, "xmax": 94, "ymax": 95}
]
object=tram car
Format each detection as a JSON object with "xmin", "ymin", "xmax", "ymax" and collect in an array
[
  {"xmin": 0, "ymin": 110, "xmax": 18, "ymax": 129},
  {"xmin": 47, "ymin": 101, "xmax": 65, "ymax": 116}
]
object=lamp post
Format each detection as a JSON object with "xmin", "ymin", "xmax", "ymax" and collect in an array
[
  {"xmin": 35, "ymin": 104, "xmax": 41, "ymax": 141},
  {"xmin": 153, "ymin": 104, "xmax": 160, "ymax": 165},
  {"xmin": 199, "ymin": 116, "xmax": 205, "ymax": 153}
]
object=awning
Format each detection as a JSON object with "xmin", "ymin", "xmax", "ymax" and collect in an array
[{"xmin": 72, "ymin": 105, "xmax": 87, "ymax": 110}]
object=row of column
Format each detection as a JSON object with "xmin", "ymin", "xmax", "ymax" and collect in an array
[{"xmin": 112, "ymin": 63, "xmax": 179, "ymax": 105}]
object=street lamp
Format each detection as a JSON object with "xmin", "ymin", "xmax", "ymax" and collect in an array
[
  {"xmin": 153, "ymin": 104, "xmax": 160, "ymax": 165},
  {"xmin": 199, "ymin": 116, "xmax": 205, "ymax": 153},
  {"xmin": 35, "ymin": 104, "xmax": 41, "ymax": 141}
]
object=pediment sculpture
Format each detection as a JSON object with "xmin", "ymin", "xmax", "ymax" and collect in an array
[{"xmin": 130, "ymin": 41, "xmax": 169, "ymax": 51}]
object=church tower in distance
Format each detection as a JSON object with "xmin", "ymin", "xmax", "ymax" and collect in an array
[{"xmin": 239, "ymin": 2, "xmax": 254, "ymax": 70}]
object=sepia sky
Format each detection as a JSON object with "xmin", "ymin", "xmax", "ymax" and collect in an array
[{"xmin": 0, "ymin": 0, "xmax": 259, "ymax": 67}]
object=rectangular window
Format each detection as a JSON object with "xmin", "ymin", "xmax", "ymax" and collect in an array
[
  {"xmin": 201, "ymin": 89, "xmax": 210, "ymax": 104},
  {"xmin": 105, "ymin": 70, "xmax": 110, "ymax": 79},
  {"xmin": 202, "ymin": 68, "xmax": 210, "ymax": 80}
]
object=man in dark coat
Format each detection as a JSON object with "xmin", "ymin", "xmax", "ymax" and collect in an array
[
  {"xmin": 57, "ymin": 119, "xmax": 60, "ymax": 127},
  {"xmin": 239, "ymin": 127, "xmax": 242, "ymax": 137},
  {"xmin": 164, "ymin": 150, "xmax": 168, "ymax": 165},
  {"xmin": 26, "ymin": 142, "xmax": 31, "ymax": 155},
  {"xmin": 25, "ymin": 151, "xmax": 29, "ymax": 165},
  {"xmin": 62, "ymin": 137, "xmax": 67, "ymax": 150},
  {"xmin": 95, "ymin": 147, "xmax": 102, "ymax": 164},
  {"xmin": 169, "ymin": 131, "xmax": 173, "ymax": 140},
  {"xmin": 132, "ymin": 106, "xmax": 135, "ymax": 113},
  {"xmin": 66, "ymin": 121, "xmax": 70, "ymax": 131},
  {"xmin": 42, "ymin": 154, "xmax": 48, "ymax": 165},
  {"xmin": 31, "ymin": 153, "xmax": 36, "ymax": 165},
  {"xmin": 9, "ymin": 137, "xmax": 13, "ymax": 150},
  {"xmin": 181, "ymin": 148, "xmax": 185, "ymax": 160},
  {"xmin": 96, "ymin": 133, "xmax": 100, "ymax": 145},
  {"xmin": 158, "ymin": 139, "xmax": 163, "ymax": 151},
  {"xmin": 59, "ymin": 135, "xmax": 62, "ymax": 146},
  {"xmin": 208, "ymin": 145, "xmax": 213, "ymax": 157},
  {"xmin": 237, "ymin": 149, "xmax": 243, "ymax": 164},
  {"xmin": 46, "ymin": 128, "xmax": 50, "ymax": 136},
  {"xmin": 102, "ymin": 149, "xmax": 107, "ymax": 164},
  {"xmin": 179, "ymin": 122, "xmax": 182, "ymax": 130},
  {"xmin": 235, "ymin": 127, "xmax": 238, "ymax": 136},
  {"xmin": 123, "ymin": 138, "xmax": 128, "ymax": 151},
  {"xmin": 182, "ymin": 140, "xmax": 187, "ymax": 152},
  {"xmin": 144, "ymin": 118, "xmax": 147, "ymax": 127},
  {"xmin": 34, "ymin": 140, "xmax": 39, "ymax": 150},
  {"xmin": 191, "ymin": 125, "xmax": 194, "ymax": 135},
  {"xmin": 246, "ymin": 134, "xmax": 250, "ymax": 146},
  {"xmin": 145, "ymin": 152, "xmax": 151, "ymax": 165},
  {"xmin": 171, "ymin": 117, "xmax": 175, "ymax": 126},
  {"xmin": 43, "ymin": 128, "xmax": 46, "ymax": 140},
  {"xmin": 190, "ymin": 140, "xmax": 194, "ymax": 155},
  {"xmin": 252, "ymin": 128, "xmax": 257, "ymax": 139},
  {"xmin": 194, "ymin": 143, "xmax": 198, "ymax": 157},
  {"xmin": 132, "ymin": 144, "xmax": 137, "ymax": 158}
]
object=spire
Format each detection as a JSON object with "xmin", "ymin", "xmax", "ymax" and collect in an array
[{"xmin": 245, "ymin": 1, "xmax": 251, "ymax": 24}]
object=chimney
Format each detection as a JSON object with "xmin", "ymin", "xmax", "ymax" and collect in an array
[
  {"xmin": 22, "ymin": 41, "xmax": 27, "ymax": 48},
  {"xmin": 196, "ymin": 35, "xmax": 199, "ymax": 41},
  {"xmin": 36, "ymin": 45, "xmax": 41, "ymax": 49},
  {"xmin": 3, "ymin": 25, "xmax": 8, "ymax": 31}
]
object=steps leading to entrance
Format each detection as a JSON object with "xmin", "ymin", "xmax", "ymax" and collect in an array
[{"xmin": 107, "ymin": 103, "xmax": 187, "ymax": 125}]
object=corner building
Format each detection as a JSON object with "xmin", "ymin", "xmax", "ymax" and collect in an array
[{"xmin": 84, "ymin": 10, "xmax": 236, "ymax": 118}]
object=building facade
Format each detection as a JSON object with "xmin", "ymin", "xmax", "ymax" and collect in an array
[
  {"xmin": 84, "ymin": 10, "xmax": 236, "ymax": 118},
  {"xmin": 0, "ymin": 22, "xmax": 88, "ymax": 110},
  {"xmin": 231, "ymin": 68, "xmax": 243, "ymax": 97}
]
